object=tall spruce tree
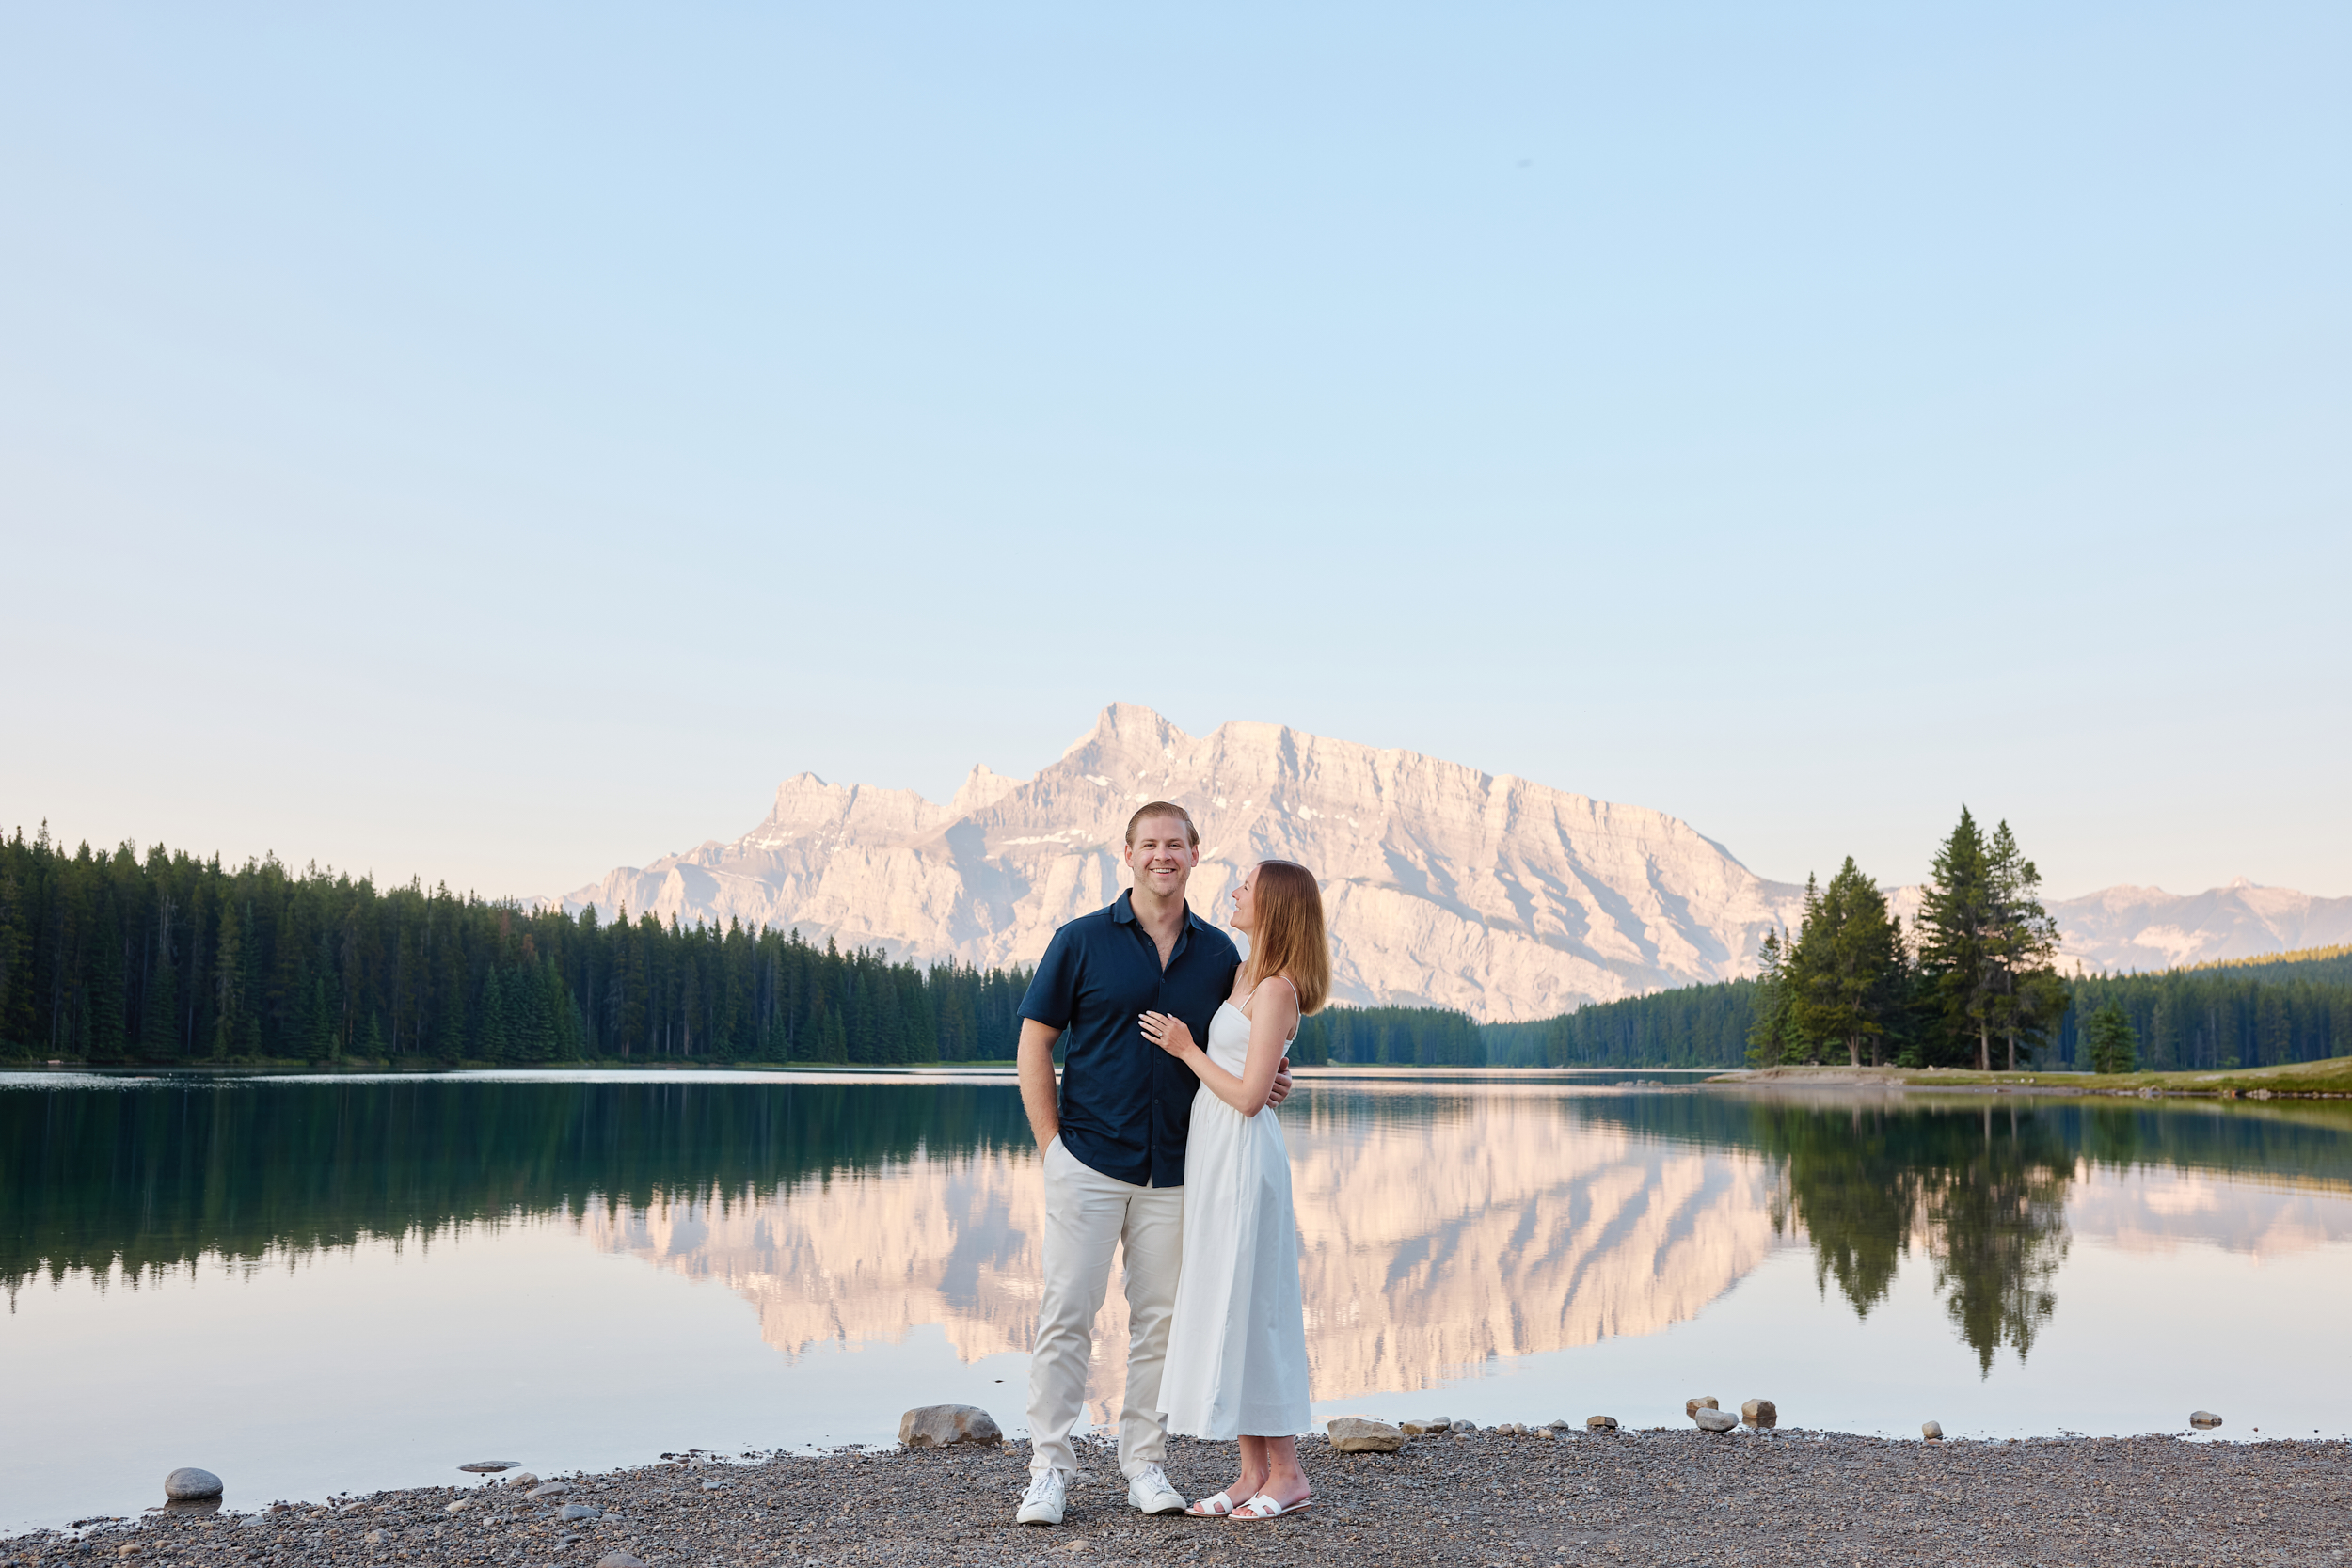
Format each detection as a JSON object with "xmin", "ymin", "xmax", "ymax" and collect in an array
[
  {"xmin": 1788, "ymin": 858, "xmax": 1905, "ymax": 1068},
  {"xmin": 1916, "ymin": 807, "xmax": 1999, "ymax": 1069},
  {"xmin": 1744, "ymin": 926, "xmax": 1800, "ymax": 1066},
  {"xmin": 1984, "ymin": 820, "xmax": 2068, "ymax": 1070}
]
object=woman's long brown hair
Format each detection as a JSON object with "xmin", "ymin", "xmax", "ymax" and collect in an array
[{"xmin": 1244, "ymin": 861, "xmax": 1330, "ymax": 1016}]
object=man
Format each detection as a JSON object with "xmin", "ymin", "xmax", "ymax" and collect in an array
[{"xmin": 1012, "ymin": 800, "xmax": 1292, "ymax": 1527}]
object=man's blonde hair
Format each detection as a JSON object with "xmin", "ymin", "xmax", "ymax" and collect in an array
[{"xmin": 1124, "ymin": 800, "xmax": 1200, "ymax": 848}]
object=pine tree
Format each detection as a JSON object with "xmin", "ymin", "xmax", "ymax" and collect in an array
[
  {"xmin": 1984, "ymin": 820, "xmax": 2067, "ymax": 1069},
  {"xmin": 212, "ymin": 898, "xmax": 245, "ymax": 1060},
  {"xmin": 1916, "ymin": 807, "xmax": 1998, "ymax": 1070},
  {"xmin": 1745, "ymin": 927, "xmax": 1800, "ymax": 1066},
  {"xmin": 140, "ymin": 896, "xmax": 180, "ymax": 1057},
  {"xmin": 2082, "ymin": 1001, "xmax": 2137, "ymax": 1075},
  {"xmin": 1788, "ymin": 858, "xmax": 1904, "ymax": 1068}
]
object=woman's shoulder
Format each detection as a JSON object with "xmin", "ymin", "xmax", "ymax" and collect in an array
[{"xmin": 1248, "ymin": 973, "xmax": 1301, "ymax": 1014}]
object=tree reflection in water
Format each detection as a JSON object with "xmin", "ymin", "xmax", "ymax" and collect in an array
[{"xmin": 1750, "ymin": 1098, "xmax": 2073, "ymax": 1373}]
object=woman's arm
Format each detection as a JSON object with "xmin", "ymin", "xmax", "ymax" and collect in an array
[{"xmin": 1140, "ymin": 978, "xmax": 1298, "ymax": 1118}]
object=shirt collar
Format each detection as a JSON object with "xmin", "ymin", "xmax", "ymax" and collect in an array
[{"xmin": 1110, "ymin": 889, "xmax": 1209, "ymax": 933}]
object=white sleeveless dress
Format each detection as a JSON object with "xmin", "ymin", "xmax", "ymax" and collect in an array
[{"xmin": 1159, "ymin": 1001, "xmax": 1312, "ymax": 1438}]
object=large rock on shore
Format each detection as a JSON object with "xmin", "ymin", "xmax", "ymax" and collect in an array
[
  {"xmin": 2190, "ymin": 1411, "xmax": 2224, "ymax": 1430},
  {"xmin": 1741, "ymin": 1399, "xmax": 1777, "ymax": 1430},
  {"xmin": 1693, "ymin": 1408, "xmax": 1739, "ymax": 1433},
  {"xmin": 898, "ymin": 1405, "xmax": 1003, "ymax": 1448},
  {"xmin": 1921, "ymin": 1421, "xmax": 1944, "ymax": 1441},
  {"xmin": 1684, "ymin": 1398, "xmax": 1718, "ymax": 1419},
  {"xmin": 1327, "ymin": 1418, "xmax": 1406, "ymax": 1453},
  {"xmin": 164, "ymin": 1469, "xmax": 223, "ymax": 1502},
  {"xmin": 1586, "ymin": 1416, "xmax": 1618, "ymax": 1431}
]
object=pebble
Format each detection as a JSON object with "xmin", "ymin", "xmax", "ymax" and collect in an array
[
  {"xmin": 440, "ymin": 1501, "xmax": 469, "ymax": 1515},
  {"xmin": 456, "ymin": 1461, "xmax": 520, "ymax": 1474},
  {"xmin": 1326, "ymin": 1417, "xmax": 1406, "ymax": 1453},
  {"xmin": 898, "ymin": 1404, "xmax": 1003, "ymax": 1448},
  {"xmin": 1922, "ymin": 1421, "xmax": 1944, "ymax": 1441},
  {"xmin": 1692, "ymin": 1408, "xmax": 1739, "ymax": 1433},
  {"xmin": 527, "ymin": 1482, "xmax": 571, "ymax": 1497},
  {"xmin": 501, "ymin": 1472, "xmax": 540, "ymax": 1489},
  {"xmin": 1684, "ymin": 1398, "xmax": 1719, "ymax": 1419},
  {"xmin": 559, "ymin": 1503, "xmax": 603, "ymax": 1522},
  {"xmin": 1587, "ymin": 1415, "xmax": 1620, "ymax": 1431},
  {"xmin": 597, "ymin": 1555, "xmax": 647, "ymax": 1568},
  {"xmin": 1740, "ymin": 1399, "xmax": 1777, "ymax": 1430},
  {"xmin": 161, "ymin": 1469, "xmax": 222, "ymax": 1502},
  {"xmin": 2190, "ymin": 1410, "xmax": 2224, "ymax": 1430}
]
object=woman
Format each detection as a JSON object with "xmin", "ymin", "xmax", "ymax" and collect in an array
[{"xmin": 1139, "ymin": 860, "xmax": 1327, "ymax": 1521}]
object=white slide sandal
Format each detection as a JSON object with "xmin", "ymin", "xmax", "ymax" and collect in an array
[
  {"xmin": 1231, "ymin": 1494, "xmax": 1313, "ymax": 1521},
  {"xmin": 1185, "ymin": 1490, "xmax": 1241, "ymax": 1517}
]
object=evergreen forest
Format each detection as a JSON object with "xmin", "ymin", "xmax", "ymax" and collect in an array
[{"xmin": 0, "ymin": 827, "xmax": 1030, "ymax": 1066}]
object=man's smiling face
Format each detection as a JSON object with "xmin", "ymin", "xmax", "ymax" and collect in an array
[{"xmin": 1124, "ymin": 813, "xmax": 1199, "ymax": 901}]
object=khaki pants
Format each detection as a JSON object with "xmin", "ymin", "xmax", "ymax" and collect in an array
[{"xmin": 1026, "ymin": 1135, "xmax": 1184, "ymax": 1480}]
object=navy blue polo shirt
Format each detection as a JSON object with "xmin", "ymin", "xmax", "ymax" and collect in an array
[{"xmin": 1018, "ymin": 889, "xmax": 1241, "ymax": 1188}]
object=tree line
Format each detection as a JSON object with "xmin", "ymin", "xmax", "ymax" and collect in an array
[
  {"xmin": 1744, "ymin": 807, "xmax": 2068, "ymax": 1070},
  {"xmin": 0, "ymin": 827, "xmax": 1030, "ymax": 1066},
  {"xmin": 1291, "ymin": 1004, "xmax": 1486, "ymax": 1067}
]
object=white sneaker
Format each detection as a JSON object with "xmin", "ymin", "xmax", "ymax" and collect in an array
[
  {"xmin": 1017, "ymin": 1469, "xmax": 1068, "ymax": 1526},
  {"xmin": 1126, "ymin": 1463, "xmax": 1186, "ymax": 1516}
]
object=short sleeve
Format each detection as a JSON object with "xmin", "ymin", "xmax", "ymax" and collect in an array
[{"xmin": 1019, "ymin": 925, "xmax": 1082, "ymax": 1028}]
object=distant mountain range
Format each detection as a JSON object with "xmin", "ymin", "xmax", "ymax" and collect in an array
[{"xmin": 550, "ymin": 705, "xmax": 2347, "ymax": 1022}]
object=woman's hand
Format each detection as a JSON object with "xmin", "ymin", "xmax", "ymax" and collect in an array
[{"xmin": 1138, "ymin": 1011, "xmax": 1198, "ymax": 1060}]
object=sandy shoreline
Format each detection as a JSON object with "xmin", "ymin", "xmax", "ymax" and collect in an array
[{"xmin": 8, "ymin": 1428, "xmax": 2344, "ymax": 1568}]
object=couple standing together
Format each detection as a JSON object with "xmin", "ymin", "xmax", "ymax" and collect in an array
[{"xmin": 1012, "ymin": 801, "xmax": 1326, "ymax": 1526}]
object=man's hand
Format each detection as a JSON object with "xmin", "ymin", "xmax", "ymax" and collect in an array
[
  {"xmin": 1017, "ymin": 1019, "xmax": 1064, "ymax": 1150},
  {"xmin": 1265, "ymin": 1057, "xmax": 1294, "ymax": 1110}
]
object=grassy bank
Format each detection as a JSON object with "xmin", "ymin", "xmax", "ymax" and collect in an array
[{"xmin": 1712, "ymin": 1055, "xmax": 2352, "ymax": 1099}]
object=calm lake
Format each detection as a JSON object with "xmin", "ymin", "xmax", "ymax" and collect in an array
[{"xmin": 8, "ymin": 1069, "xmax": 2352, "ymax": 1532}]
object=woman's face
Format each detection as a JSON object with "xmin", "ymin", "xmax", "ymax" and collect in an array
[{"xmin": 1230, "ymin": 866, "xmax": 1259, "ymax": 933}]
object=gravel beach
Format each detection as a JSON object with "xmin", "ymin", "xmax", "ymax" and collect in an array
[{"xmin": 8, "ymin": 1428, "xmax": 2345, "ymax": 1568}]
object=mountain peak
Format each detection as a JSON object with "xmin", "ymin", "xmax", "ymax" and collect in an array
[{"xmin": 555, "ymin": 709, "xmax": 1809, "ymax": 1021}]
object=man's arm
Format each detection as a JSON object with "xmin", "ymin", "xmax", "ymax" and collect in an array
[{"xmin": 1018, "ymin": 1018, "xmax": 1064, "ymax": 1148}]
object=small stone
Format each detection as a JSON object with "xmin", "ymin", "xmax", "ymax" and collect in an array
[
  {"xmin": 1586, "ymin": 1416, "xmax": 1618, "ymax": 1432},
  {"xmin": 529, "ymin": 1483, "xmax": 571, "ymax": 1498},
  {"xmin": 457, "ymin": 1462, "xmax": 521, "ymax": 1474},
  {"xmin": 2190, "ymin": 1411, "xmax": 2223, "ymax": 1430},
  {"xmin": 1327, "ymin": 1417, "xmax": 1407, "ymax": 1453},
  {"xmin": 1684, "ymin": 1397, "xmax": 1719, "ymax": 1420},
  {"xmin": 559, "ymin": 1504, "xmax": 603, "ymax": 1522},
  {"xmin": 501, "ymin": 1473, "xmax": 540, "ymax": 1490},
  {"xmin": 898, "ymin": 1404, "xmax": 1003, "ymax": 1448},
  {"xmin": 700, "ymin": 1481, "xmax": 726, "ymax": 1490},
  {"xmin": 1454, "ymin": 1420, "xmax": 1480, "ymax": 1433},
  {"xmin": 163, "ymin": 1468, "xmax": 224, "ymax": 1502},
  {"xmin": 1545, "ymin": 1419, "xmax": 1571, "ymax": 1431},
  {"xmin": 1741, "ymin": 1399, "xmax": 1777, "ymax": 1430},
  {"xmin": 442, "ymin": 1501, "xmax": 469, "ymax": 1515},
  {"xmin": 117, "ymin": 1548, "xmax": 138, "ymax": 1559},
  {"xmin": 597, "ymin": 1556, "xmax": 647, "ymax": 1568},
  {"xmin": 1693, "ymin": 1408, "xmax": 1739, "ymax": 1433},
  {"xmin": 1400, "ymin": 1421, "xmax": 1434, "ymax": 1436},
  {"xmin": 1921, "ymin": 1421, "xmax": 1944, "ymax": 1441}
]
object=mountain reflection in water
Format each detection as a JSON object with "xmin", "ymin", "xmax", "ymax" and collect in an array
[{"xmin": 9, "ymin": 1074, "xmax": 2352, "ymax": 1410}]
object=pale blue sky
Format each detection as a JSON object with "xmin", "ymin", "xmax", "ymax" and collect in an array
[{"xmin": 3, "ymin": 4, "xmax": 2345, "ymax": 902}]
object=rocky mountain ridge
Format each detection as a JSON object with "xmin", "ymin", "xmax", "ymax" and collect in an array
[
  {"xmin": 555, "ymin": 705, "xmax": 1809, "ymax": 1022},
  {"xmin": 552, "ymin": 705, "xmax": 2344, "ymax": 1020}
]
